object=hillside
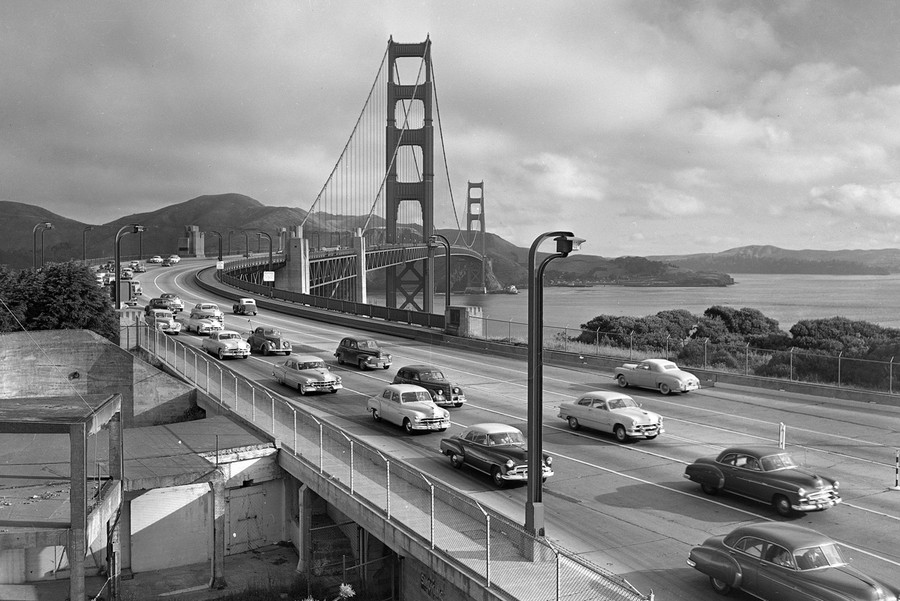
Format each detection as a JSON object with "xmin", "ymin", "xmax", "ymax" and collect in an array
[
  {"xmin": 3, "ymin": 195, "xmax": 730, "ymax": 286},
  {"xmin": 650, "ymin": 245, "xmax": 900, "ymax": 275}
]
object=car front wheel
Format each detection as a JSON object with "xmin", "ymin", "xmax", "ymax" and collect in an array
[
  {"xmin": 567, "ymin": 417, "xmax": 579, "ymax": 430},
  {"xmin": 403, "ymin": 419, "xmax": 414, "ymax": 434},
  {"xmin": 217, "ymin": 349, "xmax": 225, "ymax": 360},
  {"xmin": 710, "ymin": 577, "xmax": 731, "ymax": 595},
  {"xmin": 262, "ymin": 345, "xmax": 270, "ymax": 356},
  {"xmin": 659, "ymin": 383, "xmax": 671, "ymax": 395},
  {"xmin": 773, "ymin": 494, "xmax": 792, "ymax": 517},
  {"xmin": 491, "ymin": 467, "xmax": 506, "ymax": 488},
  {"xmin": 616, "ymin": 375, "xmax": 628, "ymax": 388},
  {"xmin": 297, "ymin": 383, "xmax": 306, "ymax": 396},
  {"xmin": 614, "ymin": 424, "xmax": 628, "ymax": 442}
]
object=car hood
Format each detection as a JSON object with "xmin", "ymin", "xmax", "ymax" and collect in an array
[
  {"xmin": 612, "ymin": 407, "xmax": 662, "ymax": 424},
  {"xmin": 218, "ymin": 339, "xmax": 248, "ymax": 348},
  {"xmin": 297, "ymin": 368, "xmax": 337, "ymax": 381},
  {"xmin": 768, "ymin": 467, "xmax": 837, "ymax": 488},
  {"xmin": 403, "ymin": 401, "xmax": 446, "ymax": 416}
]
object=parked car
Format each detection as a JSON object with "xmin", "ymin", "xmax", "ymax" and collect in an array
[
  {"xmin": 614, "ymin": 358, "xmax": 700, "ymax": 395},
  {"xmin": 201, "ymin": 330, "xmax": 250, "ymax": 360},
  {"xmin": 273, "ymin": 355, "xmax": 342, "ymax": 395},
  {"xmin": 167, "ymin": 254, "xmax": 181, "ymax": 264},
  {"xmin": 683, "ymin": 446, "xmax": 841, "ymax": 516},
  {"xmin": 248, "ymin": 326, "xmax": 292, "ymax": 356},
  {"xmin": 557, "ymin": 391, "xmax": 663, "ymax": 442},
  {"xmin": 147, "ymin": 255, "xmax": 163, "ymax": 264},
  {"xmin": 335, "ymin": 336, "xmax": 392, "ymax": 370},
  {"xmin": 177, "ymin": 310, "xmax": 225, "ymax": 335},
  {"xmin": 366, "ymin": 384, "xmax": 449, "ymax": 433},
  {"xmin": 439, "ymin": 423, "xmax": 553, "ymax": 488},
  {"xmin": 687, "ymin": 522, "xmax": 900, "ymax": 600},
  {"xmin": 159, "ymin": 293, "xmax": 184, "ymax": 312},
  {"xmin": 392, "ymin": 365, "xmax": 466, "ymax": 408},
  {"xmin": 145, "ymin": 297, "xmax": 175, "ymax": 313},
  {"xmin": 144, "ymin": 309, "xmax": 182, "ymax": 335},
  {"xmin": 192, "ymin": 302, "xmax": 224, "ymax": 323},
  {"xmin": 232, "ymin": 297, "xmax": 258, "ymax": 316}
]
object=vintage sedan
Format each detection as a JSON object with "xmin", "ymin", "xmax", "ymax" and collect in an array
[
  {"xmin": 145, "ymin": 297, "xmax": 176, "ymax": 313},
  {"xmin": 177, "ymin": 310, "xmax": 224, "ymax": 335},
  {"xmin": 684, "ymin": 446, "xmax": 841, "ymax": 516},
  {"xmin": 201, "ymin": 330, "xmax": 250, "ymax": 360},
  {"xmin": 367, "ymin": 384, "xmax": 449, "ymax": 433},
  {"xmin": 144, "ymin": 309, "xmax": 181, "ymax": 335},
  {"xmin": 147, "ymin": 255, "xmax": 163, "ymax": 264},
  {"xmin": 614, "ymin": 358, "xmax": 700, "ymax": 395},
  {"xmin": 248, "ymin": 326, "xmax": 292, "ymax": 356},
  {"xmin": 232, "ymin": 297, "xmax": 258, "ymax": 316},
  {"xmin": 192, "ymin": 302, "xmax": 224, "ymax": 323},
  {"xmin": 166, "ymin": 254, "xmax": 181, "ymax": 264},
  {"xmin": 392, "ymin": 365, "xmax": 466, "ymax": 408},
  {"xmin": 335, "ymin": 336, "xmax": 392, "ymax": 370},
  {"xmin": 557, "ymin": 391, "xmax": 663, "ymax": 442},
  {"xmin": 273, "ymin": 355, "xmax": 342, "ymax": 395},
  {"xmin": 439, "ymin": 423, "xmax": 554, "ymax": 488},
  {"xmin": 687, "ymin": 523, "xmax": 899, "ymax": 600},
  {"xmin": 159, "ymin": 293, "xmax": 184, "ymax": 312}
]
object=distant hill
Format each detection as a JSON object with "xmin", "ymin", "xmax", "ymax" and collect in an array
[
  {"xmin": 650, "ymin": 245, "xmax": 900, "ymax": 275},
  {"xmin": 1, "ymin": 195, "xmax": 729, "ymax": 286}
]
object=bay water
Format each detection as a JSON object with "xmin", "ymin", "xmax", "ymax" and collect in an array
[{"xmin": 434, "ymin": 273, "xmax": 900, "ymax": 332}]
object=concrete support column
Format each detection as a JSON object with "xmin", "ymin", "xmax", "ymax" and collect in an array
[
  {"xmin": 208, "ymin": 472, "xmax": 227, "ymax": 590},
  {"xmin": 119, "ymin": 495, "xmax": 134, "ymax": 579},
  {"xmin": 282, "ymin": 236, "xmax": 310, "ymax": 294},
  {"xmin": 352, "ymin": 232, "xmax": 367, "ymax": 304},
  {"xmin": 295, "ymin": 484, "xmax": 312, "ymax": 574},
  {"xmin": 108, "ymin": 413, "xmax": 124, "ymax": 595},
  {"xmin": 69, "ymin": 422, "xmax": 87, "ymax": 601}
]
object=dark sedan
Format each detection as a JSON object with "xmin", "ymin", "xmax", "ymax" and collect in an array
[
  {"xmin": 393, "ymin": 364, "xmax": 466, "ymax": 408},
  {"xmin": 439, "ymin": 423, "xmax": 553, "ymax": 488},
  {"xmin": 687, "ymin": 523, "xmax": 899, "ymax": 600},
  {"xmin": 684, "ymin": 446, "xmax": 841, "ymax": 516},
  {"xmin": 334, "ymin": 336, "xmax": 392, "ymax": 370}
]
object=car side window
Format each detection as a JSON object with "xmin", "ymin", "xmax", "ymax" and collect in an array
[
  {"xmin": 719, "ymin": 453, "xmax": 738, "ymax": 466},
  {"xmin": 733, "ymin": 537, "xmax": 765, "ymax": 559},
  {"xmin": 593, "ymin": 401, "xmax": 607, "ymax": 410},
  {"xmin": 473, "ymin": 434, "xmax": 488, "ymax": 445},
  {"xmin": 764, "ymin": 544, "xmax": 794, "ymax": 568},
  {"xmin": 463, "ymin": 431, "xmax": 477, "ymax": 442},
  {"xmin": 735, "ymin": 455, "xmax": 761, "ymax": 470},
  {"xmin": 577, "ymin": 398, "xmax": 591, "ymax": 407}
]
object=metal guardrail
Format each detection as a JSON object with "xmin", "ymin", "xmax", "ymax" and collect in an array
[{"xmin": 126, "ymin": 322, "xmax": 653, "ymax": 601}]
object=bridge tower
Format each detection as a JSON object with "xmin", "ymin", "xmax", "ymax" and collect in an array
[
  {"xmin": 384, "ymin": 37, "xmax": 435, "ymax": 312},
  {"xmin": 467, "ymin": 181, "xmax": 486, "ymax": 292}
]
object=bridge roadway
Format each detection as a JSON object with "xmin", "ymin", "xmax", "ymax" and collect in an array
[{"xmin": 140, "ymin": 259, "xmax": 900, "ymax": 600}]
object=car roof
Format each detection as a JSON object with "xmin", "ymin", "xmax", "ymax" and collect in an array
[
  {"xmin": 641, "ymin": 358, "xmax": 675, "ymax": 366},
  {"xmin": 399, "ymin": 364, "xmax": 439, "ymax": 372},
  {"xmin": 463, "ymin": 423, "xmax": 522, "ymax": 435},
  {"xmin": 726, "ymin": 523, "xmax": 832, "ymax": 550},
  {"xmin": 382, "ymin": 383, "xmax": 430, "ymax": 394},
  {"xmin": 290, "ymin": 355, "xmax": 325, "ymax": 363},
  {"xmin": 239, "ymin": 298, "xmax": 256, "ymax": 302},
  {"xmin": 717, "ymin": 446, "xmax": 788, "ymax": 458},
  {"xmin": 577, "ymin": 391, "xmax": 634, "ymax": 402},
  {"xmin": 217, "ymin": 330, "xmax": 241, "ymax": 336}
]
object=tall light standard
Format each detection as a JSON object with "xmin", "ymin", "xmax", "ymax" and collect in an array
[
  {"xmin": 32, "ymin": 222, "xmax": 52, "ymax": 269},
  {"xmin": 241, "ymin": 230, "xmax": 251, "ymax": 257},
  {"xmin": 228, "ymin": 230, "xmax": 236, "ymax": 257},
  {"xmin": 114, "ymin": 224, "xmax": 145, "ymax": 308},
  {"xmin": 525, "ymin": 231, "xmax": 584, "ymax": 538},
  {"xmin": 428, "ymin": 233, "xmax": 451, "ymax": 312},
  {"xmin": 257, "ymin": 231, "xmax": 273, "ymax": 296},
  {"xmin": 82, "ymin": 226, "xmax": 94, "ymax": 262},
  {"xmin": 209, "ymin": 230, "xmax": 223, "ymax": 261}
]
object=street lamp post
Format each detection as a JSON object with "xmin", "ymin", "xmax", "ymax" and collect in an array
[
  {"xmin": 257, "ymin": 232, "xmax": 273, "ymax": 296},
  {"xmin": 428, "ymin": 233, "xmax": 452, "ymax": 312},
  {"xmin": 228, "ymin": 230, "xmax": 235, "ymax": 257},
  {"xmin": 82, "ymin": 226, "xmax": 94, "ymax": 262},
  {"xmin": 525, "ymin": 231, "xmax": 584, "ymax": 538},
  {"xmin": 210, "ymin": 230, "xmax": 223, "ymax": 261},
  {"xmin": 242, "ymin": 231, "xmax": 250, "ymax": 257},
  {"xmin": 32, "ymin": 222, "xmax": 52, "ymax": 269},
  {"xmin": 114, "ymin": 224, "xmax": 146, "ymax": 309}
]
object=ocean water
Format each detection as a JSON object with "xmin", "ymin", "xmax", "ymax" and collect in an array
[{"xmin": 432, "ymin": 273, "xmax": 900, "ymax": 332}]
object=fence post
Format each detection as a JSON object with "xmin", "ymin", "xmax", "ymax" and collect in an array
[
  {"xmin": 556, "ymin": 549, "xmax": 561, "ymax": 601},
  {"xmin": 251, "ymin": 386, "xmax": 256, "ymax": 423},
  {"xmin": 779, "ymin": 422, "xmax": 786, "ymax": 449},
  {"xmin": 292, "ymin": 409, "xmax": 297, "ymax": 453},
  {"xmin": 837, "ymin": 351, "xmax": 843, "ymax": 387},
  {"xmin": 891, "ymin": 356, "xmax": 895, "ymax": 395},
  {"xmin": 629, "ymin": 330, "xmax": 634, "ymax": 360},
  {"xmin": 386, "ymin": 459, "xmax": 391, "ymax": 519},
  {"xmin": 790, "ymin": 347, "xmax": 794, "ymax": 381},
  {"xmin": 508, "ymin": 319, "xmax": 512, "ymax": 342},
  {"xmin": 745, "ymin": 342, "xmax": 750, "ymax": 375},
  {"xmin": 270, "ymin": 392, "xmax": 275, "ymax": 434},
  {"xmin": 235, "ymin": 374, "xmax": 239, "ymax": 408},
  {"xmin": 891, "ymin": 450, "xmax": 900, "ymax": 491},
  {"xmin": 704, "ymin": 338, "xmax": 709, "ymax": 368},
  {"xmin": 420, "ymin": 474, "xmax": 434, "ymax": 549},
  {"xmin": 219, "ymin": 366, "xmax": 223, "ymax": 401},
  {"xmin": 665, "ymin": 334, "xmax": 670, "ymax": 360},
  {"xmin": 474, "ymin": 501, "xmax": 490, "ymax": 586},
  {"xmin": 564, "ymin": 325, "xmax": 568, "ymax": 352},
  {"xmin": 596, "ymin": 327, "xmax": 601, "ymax": 356}
]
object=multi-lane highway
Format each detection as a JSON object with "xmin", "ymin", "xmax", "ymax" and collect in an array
[{"xmin": 139, "ymin": 259, "xmax": 900, "ymax": 600}]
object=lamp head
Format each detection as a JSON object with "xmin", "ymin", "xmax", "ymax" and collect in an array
[
  {"xmin": 554, "ymin": 235, "xmax": 585, "ymax": 257},
  {"xmin": 132, "ymin": 224, "xmax": 146, "ymax": 234},
  {"xmin": 43, "ymin": 222, "xmax": 53, "ymax": 229}
]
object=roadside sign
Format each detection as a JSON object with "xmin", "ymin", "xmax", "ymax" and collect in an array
[
  {"xmin": 263, "ymin": 271, "xmax": 275, "ymax": 282},
  {"xmin": 216, "ymin": 260, "xmax": 224, "ymax": 270}
]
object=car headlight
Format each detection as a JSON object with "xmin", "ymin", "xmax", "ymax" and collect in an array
[
  {"xmin": 452, "ymin": 386, "xmax": 461, "ymax": 394},
  {"xmin": 797, "ymin": 487, "xmax": 807, "ymax": 497},
  {"xmin": 335, "ymin": 376, "xmax": 342, "ymax": 384},
  {"xmin": 303, "ymin": 378, "xmax": 315, "ymax": 385},
  {"xmin": 505, "ymin": 459, "xmax": 515, "ymax": 469},
  {"xmin": 833, "ymin": 480, "xmax": 839, "ymax": 489},
  {"xmin": 545, "ymin": 456, "xmax": 552, "ymax": 466}
]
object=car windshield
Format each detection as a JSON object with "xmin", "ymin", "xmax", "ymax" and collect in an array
[
  {"xmin": 488, "ymin": 430, "xmax": 525, "ymax": 446},
  {"xmin": 661, "ymin": 363, "xmax": 678, "ymax": 370},
  {"xmin": 793, "ymin": 543, "xmax": 845, "ymax": 570},
  {"xmin": 760, "ymin": 453, "xmax": 798, "ymax": 471},
  {"xmin": 157, "ymin": 311, "xmax": 172, "ymax": 319},
  {"xmin": 608, "ymin": 397, "xmax": 638, "ymax": 410},
  {"xmin": 264, "ymin": 330, "xmax": 281, "ymax": 336},
  {"xmin": 359, "ymin": 340, "xmax": 379, "ymax": 350},
  {"xmin": 301, "ymin": 361, "xmax": 325, "ymax": 370},
  {"xmin": 400, "ymin": 390, "xmax": 433, "ymax": 403},
  {"xmin": 221, "ymin": 333, "xmax": 239, "ymax": 340},
  {"xmin": 419, "ymin": 371, "xmax": 444, "ymax": 381}
]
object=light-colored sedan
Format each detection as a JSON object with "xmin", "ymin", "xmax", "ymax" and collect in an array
[
  {"xmin": 614, "ymin": 358, "xmax": 700, "ymax": 395},
  {"xmin": 558, "ymin": 391, "xmax": 663, "ymax": 442},
  {"xmin": 201, "ymin": 330, "xmax": 250, "ymax": 360},
  {"xmin": 177, "ymin": 310, "xmax": 224, "ymax": 335},
  {"xmin": 367, "ymin": 384, "xmax": 449, "ymax": 433},
  {"xmin": 144, "ymin": 309, "xmax": 181, "ymax": 335},
  {"xmin": 273, "ymin": 355, "xmax": 342, "ymax": 395}
]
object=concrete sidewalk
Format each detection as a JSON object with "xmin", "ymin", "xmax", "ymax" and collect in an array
[{"xmin": 5, "ymin": 544, "xmax": 301, "ymax": 601}]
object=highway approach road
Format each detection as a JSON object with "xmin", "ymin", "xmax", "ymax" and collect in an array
[{"xmin": 136, "ymin": 259, "xmax": 900, "ymax": 601}]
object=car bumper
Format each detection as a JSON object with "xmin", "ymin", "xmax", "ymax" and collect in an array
[
  {"xmin": 410, "ymin": 419, "xmax": 449, "ymax": 431},
  {"xmin": 364, "ymin": 358, "xmax": 392, "ymax": 369},
  {"xmin": 219, "ymin": 349, "xmax": 249, "ymax": 357},
  {"xmin": 502, "ymin": 466, "xmax": 554, "ymax": 481},
  {"xmin": 300, "ymin": 382, "xmax": 343, "ymax": 393},
  {"xmin": 627, "ymin": 425, "xmax": 664, "ymax": 438},
  {"xmin": 433, "ymin": 394, "xmax": 466, "ymax": 407},
  {"xmin": 794, "ymin": 496, "xmax": 842, "ymax": 512},
  {"xmin": 678, "ymin": 381, "xmax": 701, "ymax": 392}
]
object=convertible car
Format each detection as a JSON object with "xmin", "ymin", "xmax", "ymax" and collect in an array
[
  {"xmin": 687, "ymin": 522, "xmax": 899, "ymax": 600},
  {"xmin": 684, "ymin": 446, "xmax": 841, "ymax": 516}
]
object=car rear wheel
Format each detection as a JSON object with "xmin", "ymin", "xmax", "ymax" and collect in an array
[
  {"xmin": 614, "ymin": 424, "xmax": 628, "ymax": 442},
  {"xmin": 773, "ymin": 494, "xmax": 792, "ymax": 517},
  {"xmin": 616, "ymin": 375, "xmax": 628, "ymax": 388},
  {"xmin": 450, "ymin": 453, "xmax": 463, "ymax": 468},
  {"xmin": 371, "ymin": 409, "xmax": 381, "ymax": 422},
  {"xmin": 403, "ymin": 419, "xmax": 413, "ymax": 434},
  {"xmin": 709, "ymin": 577, "xmax": 731, "ymax": 595},
  {"xmin": 659, "ymin": 383, "xmax": 671, "ymax": 395},
  {"xmin": 337, "ymin": 354, "xmax": 344, "ymax": 365},
  {"xmin": 567, "ymin": 417, "xmax": 580, "ymax": 430},
  {"xmin": 491, "ymin": 467, "xmax": 506, "ymax": 488},
  {"xmin": 701, "ymin": 483, "xmax": 720, "ymax": 495}
]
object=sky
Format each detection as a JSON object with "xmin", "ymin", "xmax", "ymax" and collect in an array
[{"xmin": 3, "ymin": 1, "xmax": 900, "ymax": 257}]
